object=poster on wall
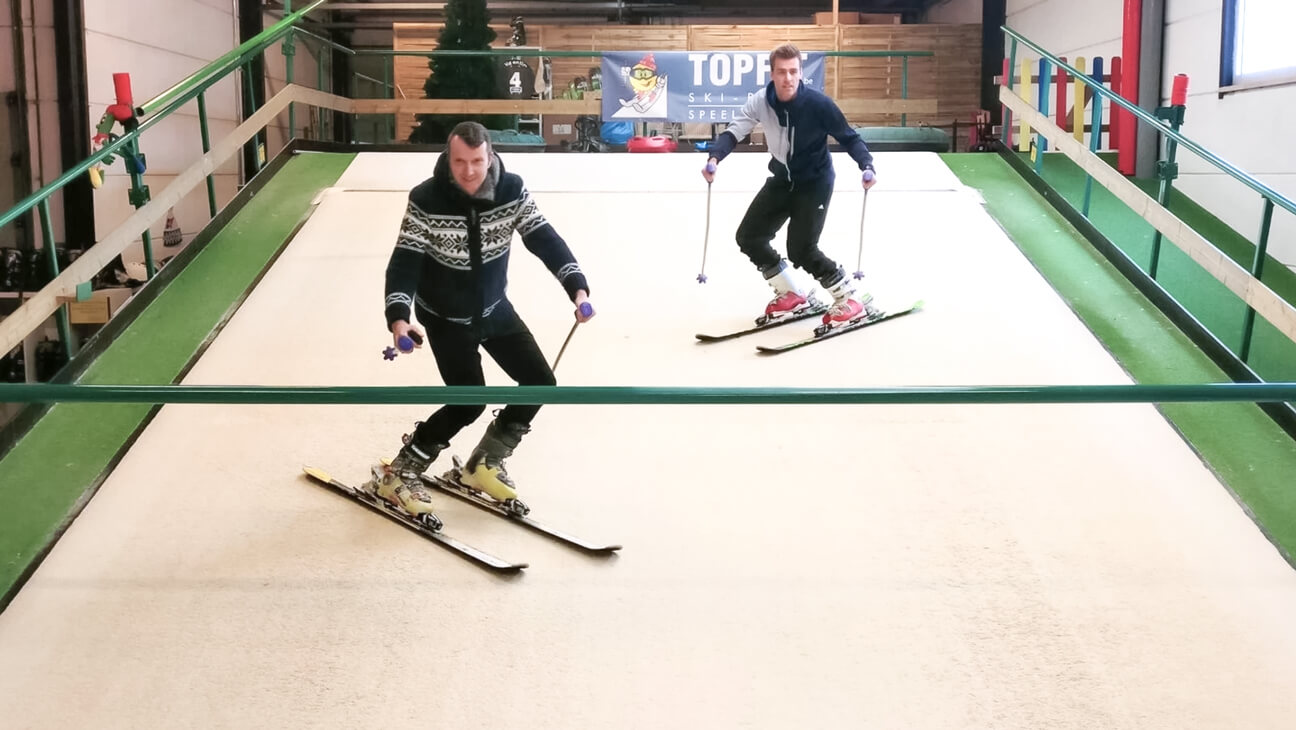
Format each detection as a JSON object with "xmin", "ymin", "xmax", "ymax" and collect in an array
[{"xmin": 599, "ymin": 51, "xmax": 826, "ymax": 123}]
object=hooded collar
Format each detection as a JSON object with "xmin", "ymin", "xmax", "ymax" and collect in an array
[{"xmin": 766, "ymin": 80, "xmax": 806, "ymax": 112}]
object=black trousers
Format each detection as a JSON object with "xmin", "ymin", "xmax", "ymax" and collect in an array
[
  {"xmin": 409, "ymin": 309, "xmax": 555, "ymax": 452},
  {"xmin": 736, "ymin": 176, "xmax": 844, "ymax": 285}
]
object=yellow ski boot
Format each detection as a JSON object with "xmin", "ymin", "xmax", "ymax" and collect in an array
[
  {"xmin": 458, "ymin": 421, "xmax": 531, "ymax": 517},
  {"xmin": 368, "ymin": 442, "xmax": 444, "ymax": 530}
]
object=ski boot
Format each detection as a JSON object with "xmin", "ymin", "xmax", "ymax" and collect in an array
[
  {"xmin": 456, "ymin": 420, "xmax": 531, "ymax": 517},
  {"xmin": 756, "ymin": 260, "xmax": 823, "ymax": 326},
  {"xmin": 367, "ymin": 441, "xmax": 445, "ymax": 530},
  {"xmin": 816, "ymin": 274, "xmax": 876, "ymax": 335}
]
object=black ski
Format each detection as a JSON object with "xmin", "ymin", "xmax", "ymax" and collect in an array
[
  {"xmin": 302, "ymin": 466, "xmax": 527, "ymax": 573},
  {"xmin": 755, "ymin": 300, "xmax": 923, "ymax": 354},
  {"xmin": 695, "ymin": 305, "xmax": 828, "ymax": 343},
  {"xmin": 422, "ymin": 468, "xmax": 622, "ymax": 555}
]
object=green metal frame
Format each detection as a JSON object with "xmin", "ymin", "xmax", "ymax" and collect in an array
[{"xmin": 1002, "ymin": 25, "xmax": 1296, "ymax": 365}]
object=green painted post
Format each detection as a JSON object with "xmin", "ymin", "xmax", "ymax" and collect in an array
[
  {"xmin": 283, "ymin": 1, "xmax": 295, "ymax": 138},
  {"xmin": 1004, "ymin": 38, "xmax": 1017, "ymax": 153},
  {"xmin": 243, "ymin": 62, "xmax": 262, "ymax": 174},
  {"xmin": 37, "ymin": 200, "xmax": 72, "ymax": 360},
  {"xmin": 1035, "ymin": 58, "xmax": 1050, "ymax": 175},
  {"xmin": 383, "ymin": 55, "xmax": 393, "ymax": 143},
  {"xmin": 317, "ymin": 49, "xmax": 327, "ymax": 141},
  {"xmin": 1083, "ymin": 60, "xmax": 1104, "ymax": 217},
  {"xmin": 1149, "ymin": 100, "xmax": 1186, "ymax": 280},
  {"xmin": 122, "ymin": 138, "xmax": 156, "ymax": 279},
  {"xmin": 197, "ymin": 91, "xmax": 217, "ymax": 217},
  {"xmin": 901, "ymin": 56, "xmax": 909, "ymax": 127},
  {"xmin": 1240, "ymin": 198, "xmax": 1275, "ymax": 362}
]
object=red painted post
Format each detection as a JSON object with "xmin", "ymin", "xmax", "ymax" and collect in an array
[
  {"xmin": 1171, "ymin": 73, "xmax": 1188, "ymax": 106},
  {"xmin": 109, "ymin": 73, "xmax": 135, "ymax": 122},
  {"xmin": 1055, "ymin": 58, "xmax": 1068, "ymax": 129},
  {"xmin": 1120, "ymin": 0, "xmax": 1142, "ymax": 175}
]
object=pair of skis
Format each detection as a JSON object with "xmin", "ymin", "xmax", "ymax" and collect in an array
[
  {"xmin": 695, "ymin": 300, "xmax": 923, "ymax": 353},
  {"xmin": 301, "ymin": 466, "xmax": 620, "ymax": 574}
]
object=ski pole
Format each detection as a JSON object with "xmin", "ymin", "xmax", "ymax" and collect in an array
[
  {"xmin": 852, "ymin": 169, "xmax": 875, "ymax": 280},
  {"xmin": 552, "ymin": 301, "xmax": 595, "ymax": 373},
  {"xmin": 697, "ymin": 161, "xmax": 715, "ymax": 283}
]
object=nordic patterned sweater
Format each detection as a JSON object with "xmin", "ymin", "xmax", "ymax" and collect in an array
[
  {"xmin": 710, "ymin": 80, "xmax": 874, "ymax": 185},
  {"xmin": 384, "ymin": 151, "xmax": 589, "ymax": 335}
]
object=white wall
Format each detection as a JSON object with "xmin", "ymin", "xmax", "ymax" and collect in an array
[
  {"xmin": 938, "ymin": 0, "xmax": 1295, "ymax": 269},
  {"xmin": 1007, "ymin": 0, "xmax": 1123, "ymax": 63},
  {"xmin": 926, "ymin": 0, "xmax": 983, "ymax": 24},
  {"xmin": 1164, "ymin": 0, "xmax": 1296, "ymax": 269},
  {"xmin": 85, "ymin": 0, "xmax": 243, "ymax": 270},
  {"xmin": 83, "ymin": 3, "xmax": 320, "ymax": 272}
]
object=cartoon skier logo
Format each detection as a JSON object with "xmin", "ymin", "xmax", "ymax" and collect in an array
[{"xmin": 613, "ymin": 53, "xmax": 669, "ymax": 118}]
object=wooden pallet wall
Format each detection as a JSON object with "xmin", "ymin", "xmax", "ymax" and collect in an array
[{"xmin": 391, "ymin": 22, "xmax": 982, "ymax": 141}]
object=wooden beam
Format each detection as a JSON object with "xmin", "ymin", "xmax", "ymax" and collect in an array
[
  {"xmin": 354, "ymin": 96, "xmax": 932, "ymax": 117},
  {"xmin": 1000, "ymin": 86, "xmax": 1296, "ymax": 346},
  {"xmin": 838, "ymin": 99, "xmax": 938, "ymax": 115}
]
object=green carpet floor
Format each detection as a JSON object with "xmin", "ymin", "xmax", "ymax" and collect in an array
[
  {"xmin": 0, "ymin": 151, "xmax": 354, "ymax": 604},
  {"xmin": 943, "ymin": 152, "xmax": 1296, "ymax": 563}
]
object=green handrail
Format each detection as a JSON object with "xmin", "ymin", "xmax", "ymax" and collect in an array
[
  {"xmin": 1003, "ymin": 25, "xmax": 1296, "ymax": 219},
  {"xmin": 1, "ymin": 383, "xmax": 1294, "ymax": 406},
  {"xmin": 2, "ymin": 29, "xmax": 310, "ymax": 231},
  {"xmin": 0, "ymin": 21, "xmax": 311, "ymax": 233},
  {"xmin": 138, "ymin": 0, "xmax": 327, "ymax": 117},
  {"xmin": 292, "ymin": 26, "xmax": 355, "ymax": 56}
]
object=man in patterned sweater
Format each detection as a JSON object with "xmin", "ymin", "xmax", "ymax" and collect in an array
[{"xmin": 372, "ymin": 121, "xmax": 593, "ymax": 525}]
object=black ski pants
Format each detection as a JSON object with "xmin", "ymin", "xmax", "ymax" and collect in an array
[
  {"xmin": 408, "ymin": 310, "xmax": 554, "ymax": 452},
  {"xmin": 736, "ymin": 176, "xmax": 845, "ymax": 285}
]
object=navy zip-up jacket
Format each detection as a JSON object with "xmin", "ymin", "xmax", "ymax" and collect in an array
[
  {"xmin": 710, "ymin": 81, "xmax": 874, "ymax": 185},
  {"xmin": 384, "ymin": 151, "xmax": 588, "ymax": 335}
]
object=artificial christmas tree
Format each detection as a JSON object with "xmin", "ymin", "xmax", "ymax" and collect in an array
[{"xmin": 409, "ymin": 0, "xmax": 516, "ymax": 143}]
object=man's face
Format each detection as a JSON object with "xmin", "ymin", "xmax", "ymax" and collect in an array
[
  {"xmin": 772, "ymin": 55, "xmax": 801, "ymax": 102},
  {"xmin": 449, "ymin": 136, "xmax": 490, "ymax": 194}
]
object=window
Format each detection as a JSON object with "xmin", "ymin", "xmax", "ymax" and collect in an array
[{"xmin": 1221, "ymin": 0, "xmax": 1296, "ymax": 88}]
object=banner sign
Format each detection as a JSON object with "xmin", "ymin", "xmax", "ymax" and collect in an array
[{"xmin": 600, "ymin": 51, "xmax": 826, "ymax": 123}]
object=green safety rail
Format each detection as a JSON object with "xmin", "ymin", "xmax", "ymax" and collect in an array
[{"xmin": 1002, "ymin": 26, "xmax": 1296, "ymax": 364}]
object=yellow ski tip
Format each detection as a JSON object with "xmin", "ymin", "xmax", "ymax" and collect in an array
[{"xmin": 302, "ymin": 466, "xmax": 331, "ymax": 482}]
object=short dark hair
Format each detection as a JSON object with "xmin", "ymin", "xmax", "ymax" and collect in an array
[
  {"xmin": 448, "ymin": 121, "xmax": 490, "ymax": 149},
  {"xmin": 770, "ymin": 43, "xmax": 801, "ymax": 69}
]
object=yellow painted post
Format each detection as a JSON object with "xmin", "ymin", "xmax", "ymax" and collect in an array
[
  {"xmin": 1019, "ymin": 58, "xmax": 1032, "ymax": 152},
  {"xmin": 1073, "ymin": 57, "xmax": 1086, "ymax": 142}
]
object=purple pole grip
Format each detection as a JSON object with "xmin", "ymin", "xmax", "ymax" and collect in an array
[
  {"xmin": 578, "ymin": 302, "xmax": 594, "ymax": 318},
  {"xmin": 397, "ymin": 335, "xmax": 415, "ymax": 353},
  {"xmin": 863, "ymin": 169, "xmax": 875, "ymax": 183},
  {"xmin": 705, "ymin": 161, "xmax": 716, "ymax": 174}
]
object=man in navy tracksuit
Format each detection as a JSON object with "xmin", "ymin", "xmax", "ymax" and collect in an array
[
  {"xmin": 374, "ymin": 121, "xmax": 593, "ymax": 527},
  {"xmin": 702, "ymin": 43, "xmax": 877, "ymax": 328}
]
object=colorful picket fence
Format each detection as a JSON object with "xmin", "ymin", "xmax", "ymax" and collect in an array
[{"xmin": 1000, "ymin": 55, "xmax": 1127, "ymax": 166}]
